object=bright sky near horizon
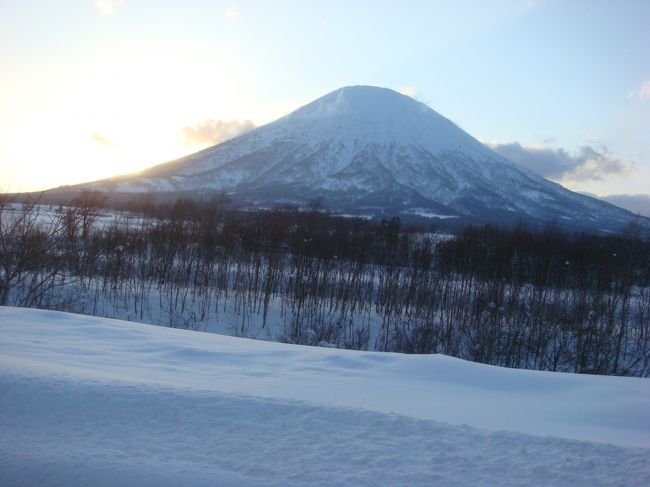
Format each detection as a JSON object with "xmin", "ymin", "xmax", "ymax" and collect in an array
[{"xmin": 1, "ymin": 0, "xmax": 648, "ymax": 196}]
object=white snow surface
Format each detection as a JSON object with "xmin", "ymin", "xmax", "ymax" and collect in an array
[{"xmin": 1, "ymin": 307, "xmax": 649, "ymax": 486}]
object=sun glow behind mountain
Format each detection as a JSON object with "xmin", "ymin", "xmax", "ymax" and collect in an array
[{"xmin": 1, "ymin": 47, "xmax": 263, "ymax": 192}]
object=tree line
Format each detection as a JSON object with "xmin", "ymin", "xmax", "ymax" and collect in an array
[{"xmin": 1, "ymin": 192, "xmax": 649, "ymax": 376}]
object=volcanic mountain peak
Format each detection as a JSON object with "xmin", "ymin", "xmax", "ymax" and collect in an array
[
  {"xmin": 264, "ymin": 85, "xmax": 490, "ymax": 158},
  {"xmin": 72, "ymin": 85, "xmax": 641, "ymax": 233},
  {"xmin": 291, "ymin": 85, "xmax": 432, "ymax": 123}
]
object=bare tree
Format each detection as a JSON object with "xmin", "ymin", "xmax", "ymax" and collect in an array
[
  {"xmin": 71, "ymin": 191, "xmax": 108, "ymax": 240},
  {"xmin": 0, "ymin": 195, "xmax": 65, "ymax": 306}
]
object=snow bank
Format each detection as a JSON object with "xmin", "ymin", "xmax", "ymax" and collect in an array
[{"xmin": 1, "ymin": 307, "xmax": 649, "ymax": 486}]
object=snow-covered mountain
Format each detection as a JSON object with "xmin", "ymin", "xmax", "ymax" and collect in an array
[{"xmin": 81, "ymin": 85, "xmax": 639, "ymax": 231}]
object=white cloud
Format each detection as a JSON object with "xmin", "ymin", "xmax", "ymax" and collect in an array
[
  {"xmin": 181, "ymin": 119, "xmax": 254, "ymax": 148},
  {"xmin": 95, "ymin": 0, "xmax": 124, "ymax": 16},
  {"xmin": 489, "ymin": 142, "xmax": 632, "ymax": 182}
]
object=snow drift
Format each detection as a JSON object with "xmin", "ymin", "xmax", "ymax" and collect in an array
[{"xmin": 1, "ymin": 307, "xmax": 649, "ymax": 486}]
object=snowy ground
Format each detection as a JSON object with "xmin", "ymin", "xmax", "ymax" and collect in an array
[{"xmin": 1, "ymin": 307, "xmax": 649, "ymax": 486}]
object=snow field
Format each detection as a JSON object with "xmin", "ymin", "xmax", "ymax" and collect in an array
[{"xmin": 1, "ymin": 307, "xmax": 649, "ymax": 486}]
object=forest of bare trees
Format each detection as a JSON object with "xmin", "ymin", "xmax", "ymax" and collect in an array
[{"xmin": 2, "ymin": 193, "xmax": 649, "ymax": 376}]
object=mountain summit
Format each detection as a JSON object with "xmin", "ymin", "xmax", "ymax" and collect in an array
[{"xmin": 82, "ymin": 85, "xmax": 637, "ymax": 231}]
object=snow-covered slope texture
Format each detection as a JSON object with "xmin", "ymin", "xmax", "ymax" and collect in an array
[
  {"xmin": 1, "ymin": 307, "xmax": 649, "ymax": 486},
  {"xmin": 87, "ymin": 85, "xmax": 637, "ymax": 231}
]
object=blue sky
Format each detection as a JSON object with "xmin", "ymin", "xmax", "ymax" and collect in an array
[{"xmin": 1, "ymin": 0, "xmax": 648, "ymax": 195}]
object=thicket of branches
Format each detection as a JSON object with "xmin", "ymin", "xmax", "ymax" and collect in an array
[{"xmin": 2, "ymin": 193, "xmax": 649, "ymax": 376}]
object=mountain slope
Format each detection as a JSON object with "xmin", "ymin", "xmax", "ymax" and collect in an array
[{"xmin": 80, "ymin": 85, "xmax": 639, "ymax": 232}]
